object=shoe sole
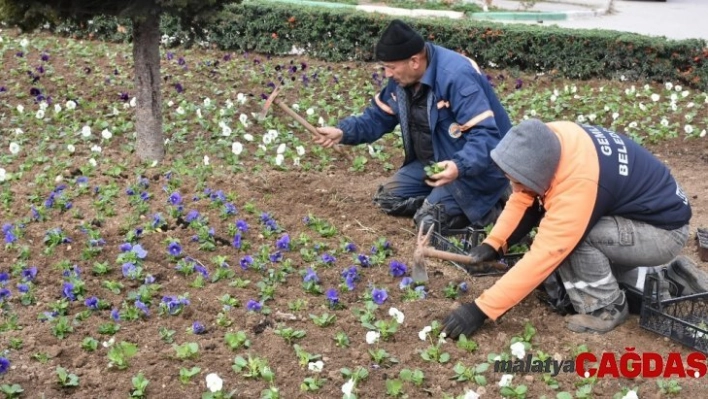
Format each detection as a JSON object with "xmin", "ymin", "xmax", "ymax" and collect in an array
[
  {"xmin": 566, "ymin": 308, "xmax": 629, "ymax": 334},
  {"xmin": 666, "ymin": 256, "xmax": 708, "ymax": 295}
]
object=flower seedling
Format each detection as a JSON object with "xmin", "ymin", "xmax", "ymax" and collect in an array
[
  {"xmin": 399, "ymin": 368, "xmax": 425, "ymax": 387},
  {"xmin": 173, "ymin": 342, "xmax": 199, "ymax": 360},
  {"xmin": 81, "ymin": 337, "xmax": 99, "ymax": 352},
  {"xmin": 159, "ymin": 326, "xmax": 176, "ymax": 343},
  {"xmin": 333, "ymin": 331, "xmax": 350, "ymax": 348},
  {"xmin": 273, "ymin": 326, "xmax": 306, "ymax": 345},
  {"xmin": 287, "ymin": 298, "xmax": 307, "ymax": 311},
  {"xmin": 107, "ymin": 341, "xmax": 138, "ymax": 369},
  {"xmin": 51, "ymin": 316, "xmax": 73, "ymax": 339},
  {"xmin": 130, "ymin": 373, "xmax": 149, "ymax": 398},
  {"xmin": 0, "ymin": 384, "xmax": 24, "ymax": 398},
  {"xmin": 499, "ymin": 383, "xmax": 528, "ymax": 399},
  {"xmin": 179, "ymin": 366, "xmax": 201, "ymax": 385},
  {"xmin": 232, "ymin": 355, "xmax": 273, "ymax": 381},
  {"xmin": 293, "ymin": 344, "xmax": 322, "ymax": 368},
  {"xmin": 656, "ymin": 379, "xmax": 682, "ymax": 395},
  {"xmin": 309, "ymin": 312, "xmax": 336, "ymax": 327},
  {"xmin": 424, "ymin": 163, "xmax": 446, "ymax": 178},
  {"xmin": 456, "ymin": 334, "xmax": 478, "ymax": 353},
  {"xmin": 451, "ymin": 362, "xmax": 489, "ymax": 385},
  {"xmin": 224, "ymin": 331, "xmax": 251, "ymax": 351},
  {"xmin": 385, "ymin": 379, "xmax": 405, "ymax": 397},
  {"xmin": 55, "ymin": 366, "xmax": 80, "ymax": 387}
]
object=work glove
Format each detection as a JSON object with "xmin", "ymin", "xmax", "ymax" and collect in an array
[
  {"xmin": 467, "ymin": 243, "xmax": 499, "ymax": 263},
  {"xmin": 443, "ymin": 301, "xmax": 488, "ymax": 339}
]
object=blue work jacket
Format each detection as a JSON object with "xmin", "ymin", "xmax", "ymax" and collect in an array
[{"xmin": 337, "ymin": 43, "xmax": 511, "ymax": 223}]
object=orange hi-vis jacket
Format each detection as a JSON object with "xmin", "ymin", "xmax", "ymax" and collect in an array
[{"xmin": 475, "ymin": 121, "xmax": 691, "ymax": 320}]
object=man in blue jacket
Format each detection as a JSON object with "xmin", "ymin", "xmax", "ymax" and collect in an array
[{"xmin": 315, "ymin": 19, "xmax": 511, "ymax": 232}]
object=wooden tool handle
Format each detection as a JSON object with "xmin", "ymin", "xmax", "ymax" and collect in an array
[
  {"xmin": 275, "ymin": 100, "xmax": 353, "ymax": 160},
  {"xmin": 275, "ymin": 100, "xmax": 321, "ymax": 137},
  {"xmin": 421, "ymin": 247, "xmax": 508, "ymax": 271}
]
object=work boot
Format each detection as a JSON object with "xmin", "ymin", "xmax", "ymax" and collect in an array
[
  {"xmin": 566, "ymin": 291, "xmax": 628, "ymax": 334},
  {"xmin": 665, "ymin": 256, "xmax": 708, "ymax": 296}
]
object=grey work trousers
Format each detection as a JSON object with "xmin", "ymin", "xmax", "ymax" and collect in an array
[{"xmin": 557, "ymin": 216, "xmax": 689, "ymax": 314}]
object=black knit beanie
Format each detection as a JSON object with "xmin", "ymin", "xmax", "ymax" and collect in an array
[{"xmin": 375, "ymin": 19, "xmax": 425, "ymax": 62}]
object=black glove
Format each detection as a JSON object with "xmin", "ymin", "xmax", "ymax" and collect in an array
[
  {"xmin": 443, "ymin": 301, "xmax": 488, "ymax": 339},
  {"xmin": 468, "ymin": 243, "xmax": 499, "ymax": 263}
]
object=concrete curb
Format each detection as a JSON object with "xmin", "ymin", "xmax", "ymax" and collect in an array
[{"xmin": 257, "ymin": 0, "xmax": 610, "ymax": 22}]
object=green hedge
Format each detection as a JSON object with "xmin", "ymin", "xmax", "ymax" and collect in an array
[{"xmin": 54, "ymin": 1, "xmax": 708, "ymax": 87}]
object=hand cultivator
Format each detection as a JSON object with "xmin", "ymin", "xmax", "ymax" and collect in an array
[
  {"xmin": 258, "ymin": 85, "xmax": 352, "ymax": 160},
  {"xmin": 412, "ymin": 225, "xmax": 508, "ymax": 283}
]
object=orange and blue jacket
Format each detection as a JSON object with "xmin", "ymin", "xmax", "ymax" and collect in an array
[{"xmin": 476, "ymin": 121, "xmax": 692, "ymax": 320}]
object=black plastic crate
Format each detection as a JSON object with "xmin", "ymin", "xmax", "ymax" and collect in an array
[{"xmin": 640, "ymin": 273, "xmax": 708, "ymax": 354}]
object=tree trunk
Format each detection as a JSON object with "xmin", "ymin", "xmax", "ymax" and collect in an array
[{"xmin": 132, "ymin": 9, "xmax": 165, "ymax": 163}]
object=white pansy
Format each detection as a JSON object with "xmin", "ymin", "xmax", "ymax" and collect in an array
[
  {"xmin": 438, "ymin": 332, "xmax": 447, "ymax": 345},
  {"xmin": 612, "ymin": 112, "xmax": 619, "ymax": 120},
  {"xmin": 550, "ymin": 95, "xmax": 557, "ymax": 102},
  {"xmin": 588, "ymin": 113, "xmax": 596, "ymax": 122},
  {"xmin": 90, "ymin": 145, "xmax": 102, "ymax": 153},
  {"xmin": 510, "ymin": 341, "xmax": 526, "ymax": 359},
  {"xmin": 67, "ymin": 144, "xmax": 75, "ymax": 153},
  {"xmin": 498, "ymin": 374, "xmax": 513, "ymax": 387},
  {"xmin": 293, "ymin": 157, "xmax": 300, "ymax": 166},
  {"xmin": 55, "ymin": 175, "xmax": 63, "ymax": 183},
  {"xmin": 16, "ymin": 104, "xmax": 24, "ymax": 113},
  {"xmin": 222, "ymin": 125, "xmax": 232, "ymax": 137},
  {"xmin": 639, "ymin": 103, "xmax": 647, "ymax": 111},
  {"xmin": 418, "ymin": 325, "xmax": 432, "ymax": 341},
  {"xmin": 112, "ymin": 107, "xmax": 119, "ymax": 116},
  {"xmin": 203, "ymin": 155, "xmax": 210, "ymax": 166},
  {"xmin": 14, "ymin": 128, "xmax": 23, "ymax": 135},
  {"xmin": 661, "ymin": 118, "xmax": 669, "ymax": 127},
  {"xmin": 318, "ymin": 116, "xmax": 325, "ymax": 127},
  {"xmin": 239, "ymin": 113, "xmax": 248, "ymax": 127},
  {"xmin": 102, "ymin": 337, "xmax": 115, "ymax": 348},
  {"xmin": 89, "ymin": 158, "xmax": 97, "ymax": 167},
  {"xmin": 54, "ymin": 103, "xmax": 62, "ymax": 113},
  {"xmin": 167, "ymin": 100, "xmax": 174, "ymax": 107},
  {"xmin": 19, "ymin": 38, "xmax": 28, "ymax": 47},
  {"xmin": 687, "ymin": 102, "xmax": 695, "ymax": 108},
  {"xmin": 671, "ymin": 102, "xmax": 677, "ymax": 112},
  {"xmin": 123, "ymin": 103, "xmax": 130, "ymax": 110},
  {"xmin": 342, "ymin": 379, "xmax": 355, "ymax": 396},
  {"xmin": 307, "ymin": 360, "xmax": 324, "ymax": 372},
  {"xmin": 388, "ymin": 307, "xmax": 404, "ymax": 324},
  {"xmin": 129, "ymin": 97, "xmax": 137, "ymax": 107},
  {"xmin": 81, "ymin": 125, "xmax": 91, "ymax": 138},
  {"xmin": 365, "ymin": 330, "xmax": 380, "ymax": 345},
  {"xmin": 700, "ymin": 129, "xmax": 706, "ymax": 138},
  {"xmin": 603, "ymin": 105, "xmax": 610, "ymax": 111},
  {"xmin": 577, "ymin": 115, "xmax": 586, "ymax": 123},
  {"xmin": 296, "ymin": 145, "xmax": 305, "ymax": 156},
  {"xmin": 553, "ymin": 89, "xmax": 559, "ymax": 96},
  {"xmin": 650, "ymin": 93, "xmax": 660, "ymax": 102},
  {"xmin": 101, "ymin": 129, "xmax": 112, "ymax": 140},
  {"xmin": 225, "ymin": 99, "xmax": 234, "ymax": 109},
  {"xmin": 176, "ymin": 107, "xmax": 185, "ymax": 115},
  {"xmin": 203, "ymin": 98, "xmax": 211, "ymax": 107},
  {"xmin": 276, "ymin": 144, "xmax": 286, "ymax": 154},
  {"xmin": 205, "ymin": 373, "xmax": 223, "ymax": 393},
  {"xmin": 681, "ymin": 90, "xmax": 689, "ymax": 98},
  {"xmin": 463, "ymin": 389, "xmax": 480, "ymax": 399},
  {"xmin": 292, "ymin": 104, "xmax": 300, "ymax": 111},
  {"xmin": 670, "ymin": 93, "xmax": 678, "ymax": 101},
  {"xmin": 368, "ymin": 145, "xmax": 376, "ymax": 158},
  {"xmin": 232, "ymin": 142, "xmax": 243, "ymax": 155},
  {"xmin": 306, "ymin": 108, "xmax": 315, "ymax": 116},
  {"xmin": 236, "ymin": 93, "xmax": 246, "ymax": 104},
  {"xmin": 263, "ymin": 134, "xmax": 273, "ymax": 145},
  {"xmin": 9, "ymin": 142, "xmax": 20, "ymax": 155},
  {"xmin": 258, "ymin": 144, "xmax": 267, "ymax": 152},
  {"xmin": 244, "ymin": 133, "xmax": 254, "ymax": 142},
  {"xmin": 665, "ymin": 82, "xmax": 673, "ymax": 91},
  {"xmin": 685, "ymin": 125, "xmax": 694, "ymax": 134},
  {"xmin": 196, "ymin": 108, "xmax": 202, "ymax": 119},
  {"xmin": 219, "ymin": 109, "xmax": 225, "ymax": 117},
  {"xmin": 267, "ymin": 129, "xmax": 279, "ymax": 139},
  {"xmin": 66, "ymin": 100, "xmax": 77, "ymax": 109},
  {"xmin": 621, "ymin": 390, "xmax": 638, "ymax": 399},
  {"xmin": 275, "ymin": 154, "xmax": 284, "ymax": 166},
  {"xmin": 36, "ymin": 109, "xmax": 45, "ymax": 119},
  {"xmin": 629, "ymin": 121, "xmax": 638, "ymax": 128},
  {"xmin": 0, "ymin": 168, "xmax": 6, "ymax": 182}
]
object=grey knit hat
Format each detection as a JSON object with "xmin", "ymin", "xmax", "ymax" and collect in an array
[
  {"xmin": 375, "ymin": 20, "xmax": 425, "ymax": 62},
  {"xmin": 491, "ymin": 119, "xmax": 561, "ymax": 195}
]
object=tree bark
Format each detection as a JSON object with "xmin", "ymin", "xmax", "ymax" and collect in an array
[{"xmin": 132, "ymin": 8, "xmax": 165, "ymax": 163}]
